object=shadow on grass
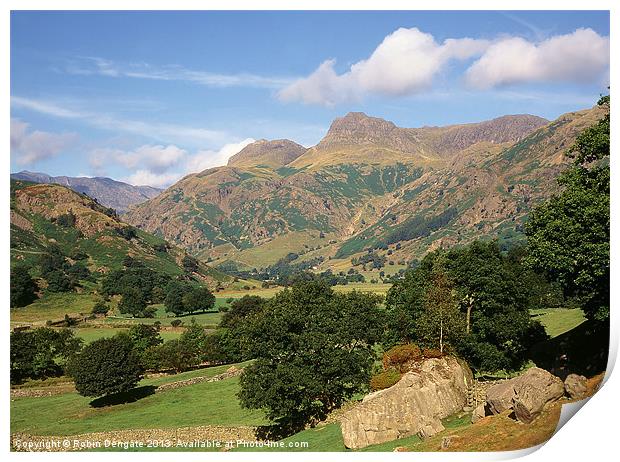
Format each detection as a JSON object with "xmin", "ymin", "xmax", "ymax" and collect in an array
[
  {"xmin": 529, "ymin": 319, "xmax": 609, "ymax": 380},
  {"xmin": 89, "ymin": 385, "xmax": 157, "ymax": 408}
]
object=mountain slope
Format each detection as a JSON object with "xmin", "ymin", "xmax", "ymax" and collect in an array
[
  {"xmin": 10, "ymin": 180, "xmax": 229, "ymax": 285},
  {"xmin": 10, "ymin": 171, "xmax": 162, "ymax": 213},
  {"xmin": 123, "ymin": 106, "xmax": 603, "ymax": 272},
  {"xmin": 227, "ymin": 139, "xmax": 307, "ymax": 168}
]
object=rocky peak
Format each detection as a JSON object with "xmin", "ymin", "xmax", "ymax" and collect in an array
[
  {"xmin": 227, "ymin": 139, "xmax": 307, "ymax": 168},
  {"xmin": 319, "ymin": 112, "xmax": 399, "ymax": 147}
]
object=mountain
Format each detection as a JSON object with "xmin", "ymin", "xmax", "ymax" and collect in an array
[
  {"xmin": 10, "ymin": 180, "xmax": 229, "ymax": 286},
  {"xmin": 227, "ymin": 139, "xmax": 307, "ymax": 168},
  {"xmin": 10, "ymin": 171, "xmax": 162, "ymax": 213},
  {"xmin": 123, "ymin": 106, "xmax": 604, "ymax": 273}
]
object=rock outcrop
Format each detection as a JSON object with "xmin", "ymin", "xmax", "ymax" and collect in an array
[
  {"xmin": 485, "ymin": 367, "xmax": 564, "ymax": 424},
  {"xmin": 564, "ymin": 374, "xmax": 588, "ymax": 400},
  {"xmin": 340, "ymin": 356, "xmax": 473, "ymax": 449}
]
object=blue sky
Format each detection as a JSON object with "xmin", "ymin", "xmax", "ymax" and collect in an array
[{"xmin": 10, "ymin": 10, "xmax": 610, "ymax": 187}]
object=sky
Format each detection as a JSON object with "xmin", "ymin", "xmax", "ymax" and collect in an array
[{"xmin": 10, "ymin": 10, "xmax": 610, "ymax": 188}]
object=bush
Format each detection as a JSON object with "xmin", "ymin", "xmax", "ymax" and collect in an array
[
  {"xmin": 171, "ymin": 319, "xmax": 183, "ymax": 328},
  {"xmin": 68, "ymin": 334, "xmax": 143, "ymax": 397},
  {"xmin": 382, "ymin": 344, "xmax": 422, "ymax": 372},
  {"xmin": 369, "ymin": 369, "xmax": 401, "ymax": 391},
  {"xmin": 422, "ymin": 348, "xmax": 443, "ymax": 359},
  {"xmin": 91, "ymin": 299, "xmax": 109, "ymax": 316},
  {"xmin": 10, "ymin": 328, "xmax": 83, "ymax": 384},
  {"xmin": 10, "ymin": 266, "xmax": 38, "ymax": 308}
]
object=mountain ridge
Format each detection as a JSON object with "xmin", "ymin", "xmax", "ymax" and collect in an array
[
  {"xmin": 10, "ymin": 171, "xmax": 162, "ymax": 213},
  {"xmin": 123, "ymin": 105, "xmax": 604, "ymax": 274}
]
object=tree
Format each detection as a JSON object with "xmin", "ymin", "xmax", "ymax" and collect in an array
[
  {"xmin": 386, "ymin": 241, "xmax": 546, "ymax": 372},
  {"xmin": 45, "ymin": 270, "xmax": 74, "ymax": 293},
  {"xmin": 69, "ymin": 334, "xmax": 143, "ymax": 397},
  {"xmin": 182, "ymin": 255, "xmax": 199, "ymax": 273},
  {"xmin": 128, "ymin": 324, "xmax": 163, "ymax": 352},
  {"xmin": 118, "ymin": 287, "xmax": 153, "ymax": 318},
  {"xmin": 11, "ymin": 328, "xmax": 82, "ymax": 384},
  {"xmin": 526, "ymin": 95, "xmax": 610, "ymax": 321},
  {"xmin": 56, "ymin": 210, "xmax": 76, "ymax": 227},
  {"xmin": 91, "ymin": 299, "xmax": 109, "ymax": 316},
  {"xmin": 11, "ymin": 266, "xmax": 38, "ymax": 307},
  {"xmin": 179, "ymin": 318, "xmax": 208, "ymax": 365},
  {"xmin": 220, "ymin": 295, "xmax": 265, "ymax": 328},
  {"xmin": 164, "ymin": 281, "xmax": 190, "ymax": 316},
  {"xmin": 238, "ymin": 280, "xmax": 384, "ymax": 432},
  {"xmin": 417, "ymin": 262, "xmax": 464, "ymax": 354},
  {"xmin": 182, "ymin": 287, "xmax": 216, "ymax": 313}
]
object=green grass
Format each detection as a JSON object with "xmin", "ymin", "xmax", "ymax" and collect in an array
[
  {"xmin": 530, "ymin": 308, "xmax": 587, "ymax": 338},
  {"xmin": 236, "ymin": 412, "xmax": 471, "ymax": 452},
  {"xmin": 10, "ymin": 292, "xmax": 100, "ymax": 324},
  {"xmin": 71, "ymin": 328, "xmax": 181, "ymax": 343},
  {"xmin": 11, "ymin": 375, "xmax": 267, "ymax": 436}
]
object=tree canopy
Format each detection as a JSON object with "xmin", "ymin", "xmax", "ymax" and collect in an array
[
  {"xmin": 237, "ymin": 280, "xmax": 384, "ymax": 432},
  {"xmin": 526, "ymin": 95, "xmax": 610, "ymax": 321}
]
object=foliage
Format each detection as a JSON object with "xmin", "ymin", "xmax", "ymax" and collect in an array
[
  {"xmin": 68, "ymin": 334, "xmax": 144, "ymax": 397},
  {"xmin": 238, "ymin": 280, "xmax": 384, "ymax": 432},
  {"xmin": 45, "ymin": 269, "xmax": 74, "ymax": 293},
  {"xmin": 369, "ymin": 369, "xmax": 401, "ymax": 391},
  {"xmin": 220, "ymin": 295, "xmax": 265, "ymax": 329},
  {"xmin": 55, "ymin": 210, "xmax": 76, "ymax": 228},
  {"xmin": 118, "ymin": 287, "xmax": 154, "ymax": 318},
  {"xmin": 417, "ymin": 261, "xmax": 465, "ymax": 354},
  {"xmin": 10, "ymin": 328, "xmax": 83, "ymax": 384},
  {"xmin": 182, "ymin": 255, "xmax": 200, "ymax": 273},
  {"xmin": 182, "ymin": 287, "xmax": 216, "ymax": 314},
  {"xmin": 91, "ymin": 299, "xmax": 109, "ymax": 316},
  {"xmin": 525, "ymin": 95, "xmax": 610, "ymax": 321},
  {"xmin": 10, "ymin": 266, "xmax": 38, "ymax": 308},
  {"xmin": 128, "ymin": 324, "xmax": 163, "ymax": 355},
  {"xmin": 382, "ymin": 344, "xmax": 421, "ymax": 372},
  {"xmin": 386, "ymin": 241, "xmax": 547, "ymax": 371},
  {"xmin": 164, "ymin": 280, "xmax": 191, "ymax": 316}
]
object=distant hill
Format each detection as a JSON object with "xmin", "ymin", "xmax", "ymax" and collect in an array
[
  {"xmin": 122, "ymin": 106, "xmax": 605, "ymax": 274},
  {"xmin": 10, "ymin": 171, "xmax": 162, "ymax": 213},
  {"xmin": 227, "ymin": 139, "xmax": 307, "ymax": 168},
  {"xmin": 10, "ymin": 180, "xmax": 229, "ymax": 286}
]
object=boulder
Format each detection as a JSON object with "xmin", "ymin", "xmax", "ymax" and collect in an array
[
  {"xmin": 471, "ymin": 403, "xmax": 486, "ymax": 423},
  {"xmin": 340, "ymin": 356, "xmax": 473, "ymax": 449},
  {"xmin": 485, "ymin": 367, "xmax": 564, "ymax": 424},
  {"xmin": 564, "ymin": 374, "xmax": 588, "ymax": 400}
]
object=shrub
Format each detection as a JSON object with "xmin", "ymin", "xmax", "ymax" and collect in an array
[
  {"xmin": 171, "ymin": 319, "xmax": 183, "ymax": 328},
  {"xmin": 10, "ymin": 266, "xmax": 38, "ymax": 308},
  {"xmin": 370, "ymin": 369, "xmax": 401, "ymax": 391},
  {"xmin": 422, "ymin": 348, "xmax": 443, "ymax": 359},
  {"xmin": 382, "ymin": 344, "xmax": 422, "ymax": 372},
  {"xmin": 69, "ymin": 334, "xmax": 143, "ymax": 397}
]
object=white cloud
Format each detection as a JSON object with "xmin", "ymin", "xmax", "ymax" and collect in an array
[
  {"xmin": 11, "ymin": 96, "xmax": 227, "ymax": 145},
  {"xmin": 91, "ymin": 139, "xmax": 255, "ymax": 188},
  {"xmin": 66, "ymin": 56, "xmax": 293, "ymax": 89},
  {"xmin": 279, "ymin": 27, "xmax": 609, "ymax": 106},
  {"xmin": 122, "ymin": 170, "xmax": 184, "ymax": 189},
  {"xmin": 465, "ymin": 28, "xmax": 609, "ymax": 89},
  {"xmin": 11, "ymin": 119, "xmax": 76, "ymax": 165},
  {"xmin": 185, "ymin": 138, "xmax": 256, "ymax": 173},
  {"xmin": 278, "ymin": 28, "xmax": 489, "ymax": 106}
]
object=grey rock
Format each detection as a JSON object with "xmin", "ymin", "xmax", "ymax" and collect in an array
[
  {"xmin": 340, "ymin": 356, "xmax": 473, "ymax": 449},
  {"xmin": 564, "ymin": 374, "xmax": 588, "ymax": 400},
  {"xmin": 485, "ymin": 367, "xmax": 564, "ymax": 424}
]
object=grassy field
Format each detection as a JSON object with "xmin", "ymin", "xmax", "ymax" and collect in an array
[
  {"xmin": 530, "ymin": 308, "xmax": 586, "ymax": 338},
  {"xmin": 236, "ymin": 412, "xmax": 470, "ymax": 452},
  {"xmin": 11, "ymin": 364, "xmax": 266, "ymax": 436},
  {"xmin": 72, "ymin": 328, "xmax": 182, "ymax": 343},
  {"xmin": 10, "ymin": 292, "xmax": 101, "ymax": 325}
]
